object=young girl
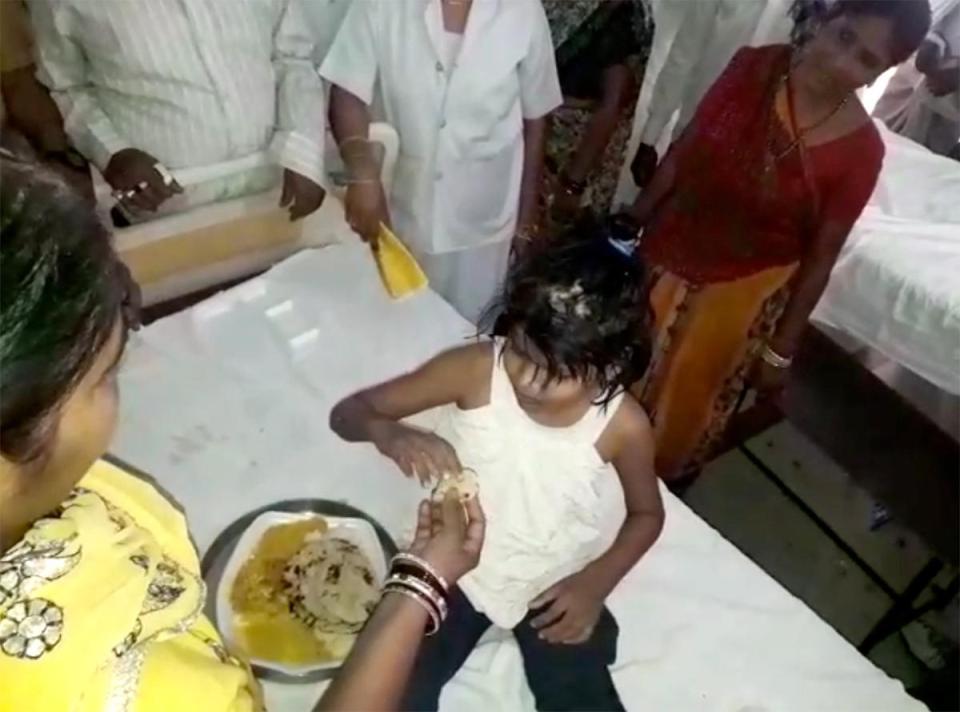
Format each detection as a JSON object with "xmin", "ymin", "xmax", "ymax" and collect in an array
[{"xmin": 330, "ymin": 224, "xmax": 664, "ymax": 711}]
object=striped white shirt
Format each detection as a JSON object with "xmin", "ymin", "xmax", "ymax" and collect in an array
[{"xmin": 29, "ymin": 0, "xmax": 325, "ymax": 185}]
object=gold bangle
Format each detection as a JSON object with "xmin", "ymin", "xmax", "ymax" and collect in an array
[
  {"xmin": 761, "ymin": 345, "xmax": 793, "ymax": 369},
  {"xmin": 385, "ymin": 574, "xmax": 448, "ymax": 620},
  {"xmin": 382, "ymin": 585, "xmax": 440, "ymax": 635},
  {"xmin": 392, "ymin": 552, "xmax": 450, "ymax": 592},
  {"xmin": 515, "ymin": 225, "xmax": 539, "ymax": 243}
]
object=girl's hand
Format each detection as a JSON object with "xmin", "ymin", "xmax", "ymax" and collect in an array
[
  {"xmin": 370, "ymin": 421, "xmax": 462, "ymax": 485},
  {"xmin": 529, "ymin": 571, "xmax": 605, "ymax": 645},
  {"xmin": 409, "ymin": 493, "xmax": 486, "ymax": 583}
]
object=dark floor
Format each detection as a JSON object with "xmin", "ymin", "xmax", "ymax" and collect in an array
[{"xmin": 690, "ymin": 326, "xmax": 959, "ymax": 709}]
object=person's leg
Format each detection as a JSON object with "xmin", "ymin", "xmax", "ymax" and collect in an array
[
  {"xmin": 400, "ymin": 588, "xmax": 492, "ymax": 711},
  {"xmin": 513, "ymin": 606, "xmax": 624, "ymax": 712}
]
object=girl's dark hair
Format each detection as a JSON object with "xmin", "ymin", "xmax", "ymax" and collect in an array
[
  {"xmin": 791, "ymin": 0, "xmax": 932, "ymax": 65},
  {"xmin": 482, "ymin": 219, "xmax": 652, "ymax": 407},
  {"xmin": 1, "ymin": 157, "xmax": 128, "ymax": 462}
]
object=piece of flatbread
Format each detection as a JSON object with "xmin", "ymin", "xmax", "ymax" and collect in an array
[
  {"xmin": 431, "ymin": 468, "xmax": 479, "ymax": 503},
  {"xmin": 283, "ymin": 537, "xmax": 379, "ymax": 635}
]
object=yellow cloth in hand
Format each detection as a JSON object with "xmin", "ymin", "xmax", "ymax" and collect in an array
[{"xmin": 374, "ymin": 223, "xmax": 428, "ymax": 299}]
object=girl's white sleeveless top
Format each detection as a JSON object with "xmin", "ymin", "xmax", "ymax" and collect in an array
[{"xmin": 435, "ymin": 339, "xmax": 623, "ymax": 628}]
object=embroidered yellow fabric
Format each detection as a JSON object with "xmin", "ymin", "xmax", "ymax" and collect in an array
[{"xmin": 0, "ymin": 460, "xmax": 261, "ymax": 712}]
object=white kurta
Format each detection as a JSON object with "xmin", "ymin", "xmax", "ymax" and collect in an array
[
  {"xmin": 638, "ymin": 0, "xmax": 792, "ymax": 147},
  {"xmin": 301, "ymin": 0, "xmax": 353, "ymax": 65},
  {"xmin": 321, "ymin": 0, "xmax": 562, "ymax": 321},
  {"xmin": 29, "ymin": 0, "xmax": 326, "ymax": 211}
]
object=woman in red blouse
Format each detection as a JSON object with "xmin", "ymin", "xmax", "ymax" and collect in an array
[{"xmin": 628, "ymin": 0, "xmax": 932, "ymax": 484}]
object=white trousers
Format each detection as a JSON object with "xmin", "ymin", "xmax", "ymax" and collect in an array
[{"xmin": 414, "ymin": 238, "xmax": 513, "ymax": 325}]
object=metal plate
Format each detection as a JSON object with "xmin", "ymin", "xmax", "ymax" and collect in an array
[{"xmin": 201, "ymin": 499, "xmax": 398, "ymax": 684}]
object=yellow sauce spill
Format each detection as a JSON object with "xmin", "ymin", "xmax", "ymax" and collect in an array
[{"xmin": 230, "ymin": 518, "xmax": 346, "ymax": 665}]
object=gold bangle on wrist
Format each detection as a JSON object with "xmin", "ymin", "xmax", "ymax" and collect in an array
[
  {"xmin": 761, "ymin": 344, "xmax": 793, "ymax": 369},
  {"xmin": 382, "ymin": 586, "xmax": 441, "ymax": 635},
  {"xmin": 392, "ymin": 552, "xmax": 450, "ymax": 593},
  {"xmin": 515, "ymin": 225, "xmax": 539, "ymax": 243},
  {"xmin": 385, "ymin": 574, "xmax": 449, "ymax": 620}
]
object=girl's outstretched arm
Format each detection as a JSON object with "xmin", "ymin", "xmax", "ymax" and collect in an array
[{"xmin": 329, "ymin": 343, "xmax": 490, "ymax": 482}]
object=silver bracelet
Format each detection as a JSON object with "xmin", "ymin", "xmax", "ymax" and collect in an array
[
  {"xmin": 385, "ymin": 574, "xmax": 449, "ymax": 620},
  {"xmin": 761, "ymin": 344, "xmax": 793, "ymax": 369},
  {"xmin": 392, "ymin": 552, "xmax": 450, "ymax": 593},
  {"xmin": 382, "ymin": 585, "xmax": 440, "ymax": 635}
]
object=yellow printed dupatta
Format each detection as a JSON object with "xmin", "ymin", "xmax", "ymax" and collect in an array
[{"xmin": 0, "ymin": 460, "xmax": 260, "ymax": 712}]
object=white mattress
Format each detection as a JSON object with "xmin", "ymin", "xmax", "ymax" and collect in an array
[
  {"xmin": 112, "ymin": 243, "xmax": 924, "ymax": 712},
  {"xmin": 814, "ymin": 123, "xmax": 960, "ymax": 395}
]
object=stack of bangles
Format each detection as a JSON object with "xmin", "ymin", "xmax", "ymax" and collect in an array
[
  {"xmin": 382, "ymin": 552, "xmax": 450, "ymax": 636},
  {"xmin": 760, "ymin": 344, "xmax": 793, "ymax": 369}
]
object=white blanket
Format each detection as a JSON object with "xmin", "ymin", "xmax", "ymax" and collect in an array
[
  {"xmin": 814, "ymin": 122, "xmax": 960, "ymax": 395},
  {"xmin": 113, "ymin": 244, "xmax": 924, "ymax": 712}
]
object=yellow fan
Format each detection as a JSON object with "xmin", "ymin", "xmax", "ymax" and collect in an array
[{"xmin": 373, "ymin": 223, "xmax": 428, "ymax": 299}]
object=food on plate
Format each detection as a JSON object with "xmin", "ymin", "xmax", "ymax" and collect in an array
[
  {"xmin": 229, "ymin": 517, "xmax": 379, "ymax": 666},
  {"xmin": 431, "ymin": 467, "xmax": 479, "ymax": 503},
  {"xmin": 285, "ymin": 537, "xmax": 379, "ymax": 634}
]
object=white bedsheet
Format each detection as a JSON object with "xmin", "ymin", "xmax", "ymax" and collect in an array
[
  {"xmin": 813, "ymin": 123, "xmax": 960, "ymax": 395},
  {"xmin": 113, "ymin": 244, "xmax": 925, "ymax": 712}
]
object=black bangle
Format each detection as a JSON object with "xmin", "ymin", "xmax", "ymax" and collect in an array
[
  {"xmin": 390, "ymin": 562, "xmax": 449, "ymax": 605},
  {"xmin": 383, "ymin": 583, "xmax": 442, "ymax": 635}
]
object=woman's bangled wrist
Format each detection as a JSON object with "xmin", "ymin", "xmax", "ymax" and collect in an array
[
  {"xmin": 514, "ymin": 222, "xmax": 541, "ymax": 244},
  {"xmin": 382, "ymin": 552, "xmax": 451, "ymax": 636},
  {"xmin": 761, "ymin": 342, "xmax": 794, "ymax": 369}
]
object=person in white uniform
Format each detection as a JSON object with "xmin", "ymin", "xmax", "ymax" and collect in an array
[
  {"xmin": 330, "ymin": 228, "xmax": 664, "ymax": 711},
  {"xmin": 630, "ymin": 0, "xmax": 797, "ymax": 185},
  {"xmin": 321, "ymin": 0, "xmax": 562, "ymax": 323},
  {"xmin": 28, "ymin": 0, "xmax": 327, "ymax": 221},
  {"xmin": 875, "ymin": 0, "xmax": 960, "ymax": 156},
  {"xmin": 301, "ymin": 0, "xmax": 353, "ymax": 65}
]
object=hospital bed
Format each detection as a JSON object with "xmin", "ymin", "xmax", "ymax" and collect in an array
[
  {"xmin": 110, "ymin": 239, "xmax": 926, "ymax": 710},
  {"xmin": 812, "ymin": 121, "xmax": 960, "ymax": 399}
]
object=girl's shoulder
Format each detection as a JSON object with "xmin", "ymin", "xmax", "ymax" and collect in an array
[
  {"xmin": 431, "ymin": 340, "xmax": 495, "ymax": 408},
  {"xmin": 595, "ymin": 392, "xmax": 654, "ymax": 462},
  {"xmin": 437, "ymin": 340, "xmax": 494, "ymax": 371}
]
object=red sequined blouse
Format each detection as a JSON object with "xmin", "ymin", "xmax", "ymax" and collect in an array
[{"xmin": 641, "ymin": 45, "xmax": 884, "ymax": 285}]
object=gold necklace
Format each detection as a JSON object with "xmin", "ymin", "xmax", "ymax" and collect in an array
[{"xmin": 769, "ymin": 73, "xmax": 850, "ymax": 163}]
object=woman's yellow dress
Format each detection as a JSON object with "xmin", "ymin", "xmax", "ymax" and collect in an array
[{"xmin": 0, "ymin": 460, "xmax": 261, "ymax": 712}]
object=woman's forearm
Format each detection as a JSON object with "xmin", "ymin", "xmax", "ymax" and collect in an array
[
  {"xmin": 517, "ymin": 116, "xmax": 548, "ymax": 231},
  {"xmin": 314, "ymin": 594, "xmax": 429, "ymax": 711},
  {"xmin": 629, "ymin": 151, "xmax": 676, "ymax": 224},
  {"xmin": 565, "ymin": 65, "xmax": 634, "ymax": 183},
  {"xmin": 770, "ymin": 261, "xmax": 832, "ymax": 356},
  {"xmin": 329, "ymin": 85, "xmax": 379, "ymax": 181}
]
